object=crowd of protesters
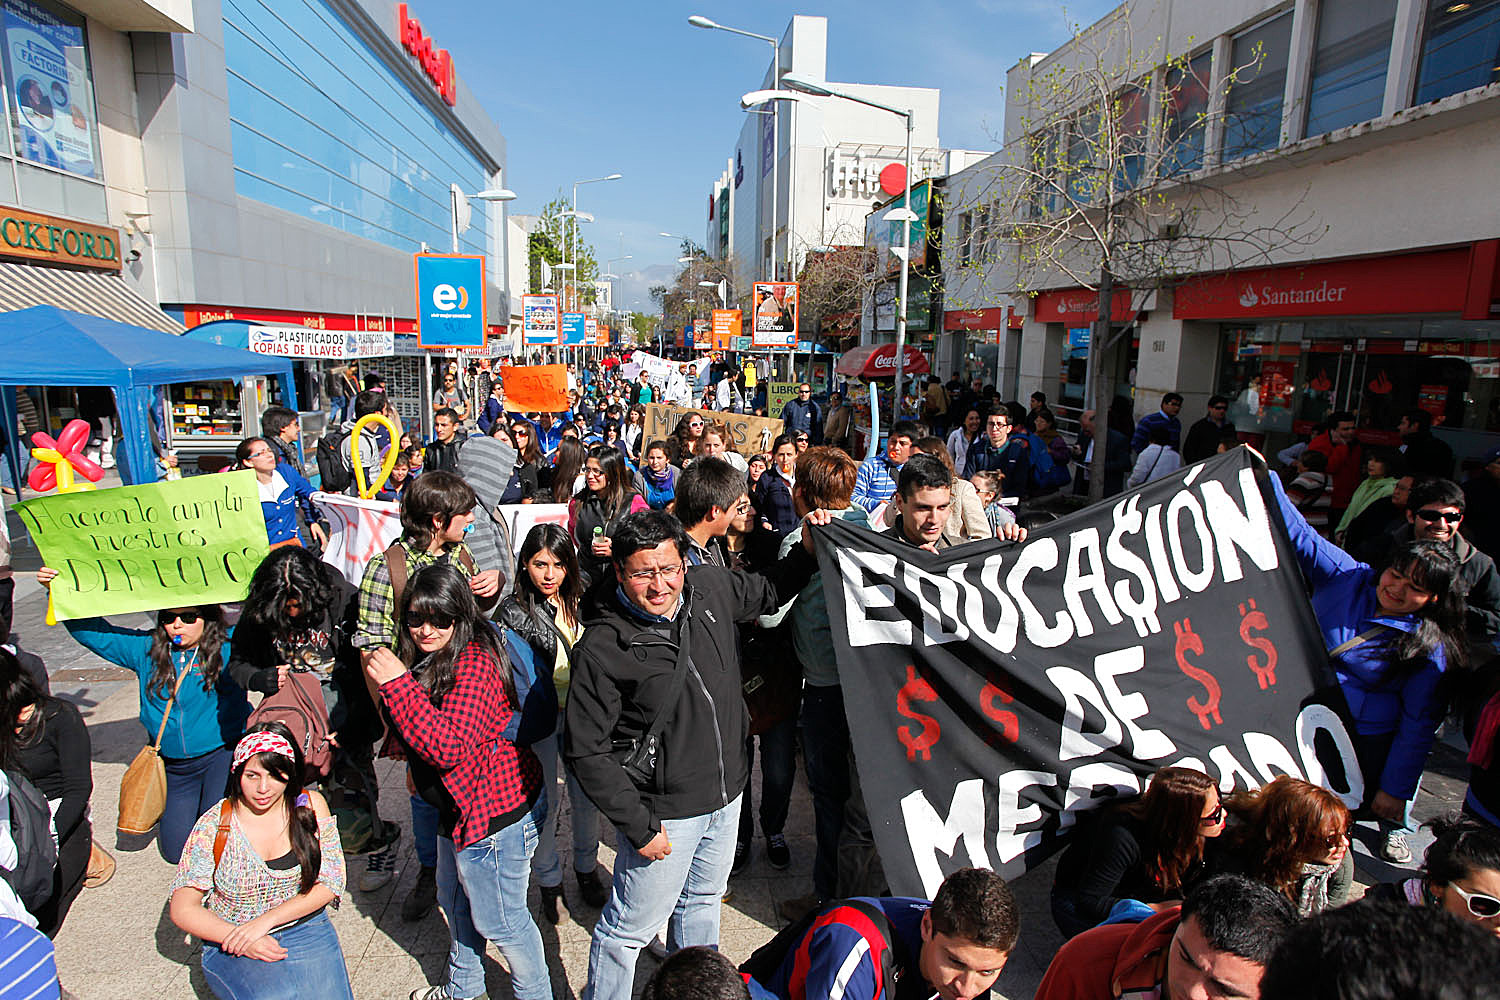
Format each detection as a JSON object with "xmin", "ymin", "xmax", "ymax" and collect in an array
[{"xmin": 0, "ymin": 350, "xmax": 1498, "ymax": 1000}]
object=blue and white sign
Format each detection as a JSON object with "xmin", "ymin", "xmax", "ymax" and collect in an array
[
  {"xmin": 3, "ymin": 0, "xmax": 99, "ymax": 179},
  {"xmin": 415, "ymin": 253, "xmax": 486, "ymax": 349},
  {"xmin": 522, "ymin": 293, "xmax": 559, "ymax": 345},
  {"xmin": 1068, "ymin": 326, "xmax": 1092, "ymax": 350},
  {"xmin": 561, "ymin": 312, "xmax": 586, "ymax": 346}
]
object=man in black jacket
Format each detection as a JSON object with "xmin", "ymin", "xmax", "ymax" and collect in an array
[
  {"xmin": 566, "ymin": 507, "xmax": 830, "ymax": 1000},
  {"xmin": 423, "ymin": 407, "xmax": 462, "ymax": 474},
  {"xmin": 1181, "ymin": 396, "xmax": 1236, "ymax": 464}
]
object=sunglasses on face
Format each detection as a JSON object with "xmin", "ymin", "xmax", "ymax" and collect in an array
[
  {"xmin": 1200, "ymin": 803, "xmax": 1225, "ymax": 825},
  {"xmin": 407, "ymin": 613, "xmax": 455, "ymax": 630},
  {"xmin": 158, "ymin": 611, "xmax": 201, "ymax": 626},
  {"xmin": 1449, "ymin": 882, "xmax": 1500, "ymax": 919},
  {"xmin": 1416, "ymin": 509, "xmax": 1462, "ymax": 524}
]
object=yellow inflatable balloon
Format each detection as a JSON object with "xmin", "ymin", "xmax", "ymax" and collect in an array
[{"xmin": 351, "ymin": 413, "xmax": 401, "ymax": 500}]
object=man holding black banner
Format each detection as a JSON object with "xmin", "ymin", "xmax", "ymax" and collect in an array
[{"xmin": 565, "ymin": 507, "xmax": 831, "ymax": 1000}]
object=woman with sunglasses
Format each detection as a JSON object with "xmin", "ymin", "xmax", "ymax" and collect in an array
[
  {"xmin": 169, "ymin": 722, "xmax": 352, "ymax": 999},
  {"xmin": 1212, "ymin": 775, "xmax": 1354, "ymax": 916},
  {"xmin": 1371, "ymin": 815, "xmax": 1500, "ymax": 937},
  {"xmin": 668, "ymin": 413, "xmax": 705, "ymax": 467},
  {"xmin": 37, "ymin": 566, "xmax": 248, "ymax": 864},
  {"xmin": 1050, "ymin": 765, "xmax": 1225, "ymax": 938},
  {"xmin": 365, "ymin": 564, "xmax": 550, "ymax": 1000},
  {"xmin": 1268, "ymin": 467, "xmax": 1467, "ymax": 864}
]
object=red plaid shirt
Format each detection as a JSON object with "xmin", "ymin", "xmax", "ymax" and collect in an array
[{"xmin": 380, "ymin": 640, "xmax": 542, "ymax": 849}]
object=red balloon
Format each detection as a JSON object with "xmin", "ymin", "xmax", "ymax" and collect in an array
[
  {"xmin": 67, "ymin": 450, "xmax": 104, "ymax": 482},
  {"xmin": 27, "ymin": 465, "xmax": 55, "ymax": 492},
  {"xmin": 30, "ymin": 432, "xmax": 57, "ymax": 452},
  {"xmin": 55, "ymin": 419, "xmax": 90, "ymax": 456}
]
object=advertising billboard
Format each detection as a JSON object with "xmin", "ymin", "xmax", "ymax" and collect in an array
[
  {"xmin": 752, "ymin": 282, "xmax": 798, "ymax": 349},
  {"xmin": 864, "ymin": 178, "xmax": 933, "ymax": 276},
  {"xmin": 521, "ymin": 293, "xmax": 559, "ymax": 345},
  {"xmin": 415, "ymin": 253, "xmax": 486, "ymax": 349},
  {"xmin": 561, "ymin": 312, "xmax": 586, "ymax": 346},
  {"xmin": 711, "ymin": 309, "xmax": 741, "ymax": 351},
  {"xmin": 3, "ymin": 0, "xmax": 100, "ymax": 179}
]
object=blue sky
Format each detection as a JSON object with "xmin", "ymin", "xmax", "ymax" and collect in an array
[{"xmin": 413, "ymin": 1, "xmax": 1117, "ymax": 314}]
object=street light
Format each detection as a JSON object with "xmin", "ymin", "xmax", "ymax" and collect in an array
[
  {"xmin": 689, "ymin": 15, "xmax": 782, "ymax": 283},
  {"xmin": 781, "ymin": 72, "xmax": 915, "ymax": 427},
  {"xmin": 449, "ymin": 185, "xmax": 516, "ymax": 254},
  {"xmin": 565, "ymin": 173, "xmax": 622, "ymax": 360}
]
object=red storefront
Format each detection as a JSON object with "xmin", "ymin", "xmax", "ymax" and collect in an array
[{"xmin": 943, "ymin": 306, "xmax": 1021, "ymax": 390}]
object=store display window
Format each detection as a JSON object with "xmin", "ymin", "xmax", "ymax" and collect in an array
[{"xmin": 170, "ymin": 381, "xmax": 243, "ymax": 438}]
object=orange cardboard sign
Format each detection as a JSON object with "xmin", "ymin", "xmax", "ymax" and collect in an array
[{"xmin": 500, "ymin": 364, "xmax": 568, "ymax": 413}]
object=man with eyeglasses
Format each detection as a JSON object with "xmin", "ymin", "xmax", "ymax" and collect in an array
[
  {"xmin": 565, "ymin": 505, "xmax": 831, "ymax": 1000},
  {"xmin": 780, "ymin": 383, "xmax": 823, "ymax": 446},
  {"xmin": 963, "ymin": 412, "xmax": 1032, "ymax": 497}
]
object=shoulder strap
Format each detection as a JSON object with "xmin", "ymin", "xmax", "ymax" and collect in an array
[
  {"xmin": 1329, "ymin": 625, "xmax": 1392, "ymax": 658},
  {"xmin": 152, "ymin": 650, "xmax": 198, "ymax": 750},
  {"xmin": 384, "ymin": 542, "xmax": 408, "ymax": 610},
  {"xmin": 211, "ymin": 798, "xmax": 233, "ymax": 871},
  {"xmin": 458, "ymin": 547, "xmax": 477, "ymax": 575},
  {"xmin": 637, "ymin": 606, "xmax": 695, "ymax": 750}
]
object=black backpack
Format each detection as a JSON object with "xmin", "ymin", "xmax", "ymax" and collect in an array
[
  {"xmin": 740, "ymin": 898, "xmax": 900, "ymax": 991},
  {"xmin": 2, "ymin": 768, "xmax": 57, "ymax": 915},
  {"xmin": 316, "ymin": 428, "xmax": 351, "ymax": 492}
]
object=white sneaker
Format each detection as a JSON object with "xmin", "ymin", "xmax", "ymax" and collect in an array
[
  {"xmin": 1381, "ymin": 829, "xmax": 1412, "ymax": 864},
  {"xmin": 359, "ymin": 840, "xmax": 398, "ymax": 891}
]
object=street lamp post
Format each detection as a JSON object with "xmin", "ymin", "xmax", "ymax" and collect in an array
[
  {"xmin": 781, "ymin": 72, "xmax": 914, "ymax": 428},
  {"xmin": 449, "ymin": 185, "xmax": 516, "ymax": 254},
  {"xmin": 566, "ymin": 173, "xmax": 621, "ymax": 362}
]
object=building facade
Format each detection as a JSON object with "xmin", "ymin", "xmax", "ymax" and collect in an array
[{"xmin": 943, "ymin": 0, "xmax": 1500, "ymax": 464}]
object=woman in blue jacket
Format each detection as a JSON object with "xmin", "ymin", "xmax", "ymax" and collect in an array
[
  {"xmin": 236, "ymin": 437, "xmax": 327, "ymax": 549},
  {"xmin": 1270, "ymin": 470, "xmax": 1466, "ymax": 863},
  {"xmin": 38, "ymin": 567, "xmax": 249, "ymax": 863}
]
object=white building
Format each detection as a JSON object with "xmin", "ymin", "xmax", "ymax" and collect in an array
[
  {"xmin": 940, "ymin": 0, "xmax": 1500, "ymax": 465},
  {"xmin": 703, "ymin": 15, "xmax": 989, "ymax": 312}
]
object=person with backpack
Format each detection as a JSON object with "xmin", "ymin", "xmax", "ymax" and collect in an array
[
  {"xmin": 317, "ymin": 389, "xmax": 391, "ymax": 495},
  {"xmin": 744, "ymin": 867, "xmax": 1019, "ymax": 1000},
  {"xmin": 498, "ymin": 525, "xmax": 606, "ymax": 924},
  {"xmin": 36, "ymin": 571, "xmax": 248, "ymax": 865},
  {"xmin": 0, "ymin": 650, "xmax": 88, "ymax": 938},
  {"xmin": 365, "ymin": 564, "xmax": 550, "ymax": 1000},
  {"xmin": 168, "ymin": 722, "xmax": 352, "ymax": 1000}
]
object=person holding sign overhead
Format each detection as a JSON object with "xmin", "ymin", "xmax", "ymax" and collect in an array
[{"xmin": 37, "ymin": 567, "xmax": 249, "ymax": 864}]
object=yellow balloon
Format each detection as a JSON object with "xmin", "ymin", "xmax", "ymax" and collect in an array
[
  {"xmin": 350, "ymin": 413, "xmax": 401, "ymax": 500},
  {"xmin": 54, "ymin": 459, "xmax": 73, "ymax": 492},
  {"xmin": 30, "ymin": 447, "xmax": 62, "ymax": 464}
]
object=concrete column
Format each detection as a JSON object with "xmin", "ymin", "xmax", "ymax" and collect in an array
[
  {"xmin": 1133, "ymin": 291, "xmax": 1222, "ymax": 423},
  {"xmin": 1384, "ymin": 0, "xmax": 1426, "ymax": 118},
  {"xmin": 1282, "ymin": 0, "xmax": 1318, "ymax": 144},
  {"xmin": 1017, "ymin": 320, "xmax": 1062, "ymax": 403}
]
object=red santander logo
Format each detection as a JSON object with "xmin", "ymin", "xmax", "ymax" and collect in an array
[{"xmin": 398, "ymin": 4, "xmax": 457, "ymax": 106}]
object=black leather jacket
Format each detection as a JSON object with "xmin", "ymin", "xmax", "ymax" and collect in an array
[{"xmin": 498, "ymin": 594, "xmax": 559, "ymax": 666}]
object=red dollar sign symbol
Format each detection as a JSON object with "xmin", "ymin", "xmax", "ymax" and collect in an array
[
  {"xmin": 980, "ymin": 672, "xmax": 1020, "ymax": 745},
  {"xmin": 1238, "ymin": 599, "xmax": 1278, "ymax": 690},
  {"xmin": 896, "ymin": 665, "xmax": 941, "ymax": 761},
  {"xmin": 1173, "ymin": 618, "xmax": 1222, "ymax": 731}
]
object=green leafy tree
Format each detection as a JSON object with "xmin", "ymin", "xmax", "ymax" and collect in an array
[{"xmin": 526, "ymin": 192, "xmax": 602, "ymax": 308}]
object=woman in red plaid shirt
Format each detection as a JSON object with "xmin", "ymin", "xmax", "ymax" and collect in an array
[{"xmin": 365, "ymin": 565, "xmax": 549, "ymax": 1000}]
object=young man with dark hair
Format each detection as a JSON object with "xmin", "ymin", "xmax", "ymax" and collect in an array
[
  {"xmin": 1306, "ymin": 410, "xmax": 1362, "ymax": 522},
  {"xmin": 675, "ymin": 456, "xmax": 749, "ymax": 568},
  {"xmin": 852, "ymin": 420, "xmax": 921, "ymax": 512},
  {"xmin": 260, "ymin": 405, "xmax": 304, "ymax": 474},
  {"xmin": 962, "ymin": 411, "xmax": 1031, "ymax": 496},
  {"xmin": 752, "ymin": 867, "xmax": 1020, "ymax": 1000},
  {"xmin": 644, "ymin": 946, "xmax": 754, "ymax": 1000},
  {"xmin": 334, "ymin": 389, "xmax": 397, "ymax": 496},
  {"xmin": 424, "ymin": 407, "xmax": 463, "ymax": 474},
  {"xmin": 1260, "ymin": 898, "xmax": 1500, "ymax": 1000},
  {"xmin": 1399, "ymin": 406, "xmax": 1455, "ymax": 480},
  {"xmin": 1035, "ymin": 875, "xmax": 1297, "ymax": 1000},
  {"xmin": 1182, "ymin": 395, "xmax": 1236, "ymax": 464},
  {"xmin": 890, "ymin": 453, "xmax": 958, "ymax": 550},
  {"xmin": 566, "ymin": 506, "xmax": 832, "ymax": 1000},
  {"xmin": 1130, "ymin": 391, "xmax": 1184, "ymax": 454}
]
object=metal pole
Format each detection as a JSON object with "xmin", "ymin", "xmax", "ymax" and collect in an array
[
  {"xmin": 449, "ymin": 188, "xmax": 460, "ymax": 254},
  {"xmin": 769, "ymin": 39, "xmax": 779, "ymax": 283},
  {"xmin": 893, "ymin": 110, "xmax": 912, "ymax": 428}
]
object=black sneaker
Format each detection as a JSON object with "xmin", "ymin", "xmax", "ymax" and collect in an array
[
  {"xmin": 576, "ymin": 868, "xmax": 610, "ymax": 908},
  {"xmin": 539, "ymin": 883, "xmax": 564, "ymax": 924},
  {"xmin": 731, "ymin": 839, "xmax": 751, "ymax": 876},
  {"xmin": 766, "ymin": 833, "xmax": 790, "ymax": 870},
  {"xmin": 401, "ymin": 865, "xmax": 437, "ymax": 922}
]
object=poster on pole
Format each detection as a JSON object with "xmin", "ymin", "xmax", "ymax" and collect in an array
[
  {"xmin": 522, "ymin": 294, "xmax": 559, "ymax": 345},
  {"xmin": 766, "ymin": 381, "xmax": 800, "ymax": 417},
  {"xmin": 561, "ymin": 312, "xmax": 586, "ymax": 346},
  {"xmin": 712, "ymin": 309, "xmax": 741, "ymax": 351},
  {"xmin": 753, "ymin": 282, "xmax": 798, "ymax": 348},
  {"xmin": 15, "ymin": 471, "xmax": 270, "ymax": 620},
  {"xmin": 415, "ymin": 253, "xmax": 487, "ymax": 349},
  {"xmin": 584, "ymin": 317, "xmax": 598, "ymax": 345}
]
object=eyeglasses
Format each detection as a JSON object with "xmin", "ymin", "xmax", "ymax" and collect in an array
[
  {"xmin": 1200, "ymin": 803, "xmax": 1225, "ymax": 826},
  {"xmin": 407, "ymin": 613, "xmax": 455, "ymax": 629},
  {"xmin": 625, "ymin": 563, "xmax": 686, "ymax": 585},
  {"xmin": 247, "ymin": 449, "xmax": 273, "ymax": 459},
  {"xmin": 1416, "ymin": 509, "xmax": 1462, "ymax": 524},
  {"xmin": 1449, "ymin": 882, "xmax": 1500, "ymax": 919},
  {"xmin": 1322, "ymin": 827, "xmax": 1350, "ymax": 851},
  {"xmin": 733, "ymin": 501, "xmax": 751, "ymax": 514},
  {"xmin": 158, "ymin": 610, "xmax": 202, "ymax": 625}
]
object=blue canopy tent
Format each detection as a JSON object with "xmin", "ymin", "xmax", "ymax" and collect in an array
[{"xmin": 0, "ymin": 305, "xmax": 297, "ymax": 489}]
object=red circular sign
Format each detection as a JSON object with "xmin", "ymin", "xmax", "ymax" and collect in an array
[{"xmin": 878, "ymin": 163, "xmax": 907, "ymax": 197}]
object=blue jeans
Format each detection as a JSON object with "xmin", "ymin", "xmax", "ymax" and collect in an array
[
  {"xmin": 532, "ymin": 716, "xmax": 600, "ymax": 887},
  {"xmin": 738, "ymin": 719, "xmax": 796, "ymax": 844},
  {"xmin": 412, "ymin": 792, "xmax": 439, "ymax": 869},
  {"xmin": 162, "ymin": 747, "xmax": 232, "ymax": 864},
  {"xmin": 799, "ymin": 685, "xmax": 850, "ymax": 900},
  {"xmin": 434, "ymin": 799, "xmax": 550, "ymax": 1000},
  {"xmin": 583, "ymin": 795, "xmax": 742, "ymax": 1000},
  {"xmin": 201, "ymin": 909, "xmax": 353, "ymax": 1000}
]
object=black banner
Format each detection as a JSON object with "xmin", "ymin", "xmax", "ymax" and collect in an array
[{"xmin": 813, "ymin": 448, "xmax": 1361, "ymax": 898}]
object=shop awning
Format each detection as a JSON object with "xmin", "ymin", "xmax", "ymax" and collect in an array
[
  {"xmin": 836, "ymin": 343, "xmax": 930, "ymax": 378},
  {"xmin": 0, "ymin": 260, "xmax": 183, "ymax": 334}
]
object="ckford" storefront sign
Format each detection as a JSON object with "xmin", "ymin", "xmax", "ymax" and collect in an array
[{"xmin": 0, "ymin": 208, "xmax": 119, "ymax": 271}]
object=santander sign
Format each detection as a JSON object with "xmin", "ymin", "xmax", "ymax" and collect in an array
[{"xmin": 397, "ymin": 4, "xmax": 456, "ymax": 107}]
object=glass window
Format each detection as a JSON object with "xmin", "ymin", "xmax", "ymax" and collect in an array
[
  {"xmin": 1305, "ymin": 0, "xmax": 1397, "ymax": 136},
  {"xmin": 1114, "ymin": 80, "xmax": 1148, "ymax": 189},
  {"xmin": 0, "ymin": 0, "xmax": 101, "ymax": 181},
  {"xmin": 1414, "ymin": 0, "xmax": 1500, "ymax": 105},
  {"xmin": 1224, "ymin": 11, "xmax": 1294, "ymax": 160},
  {"xmin": 1163, "ymin": 52, "xmax": 1213, "ymax": 175},
  {"xmin": 1067, "ymin": 107, "xmax": 1099, "ymax": 204}
]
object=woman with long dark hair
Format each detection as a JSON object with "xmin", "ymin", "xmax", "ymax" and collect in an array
[
  {"xmin": 169, "ymin": 722, "xmax": 352, "ymax": 998},
  {"xmin": 1268, "ymin": 468, "xmax": 1467, "ymax": 864},
  {"xmin": 1215, "ymin": 775, "xmax": 1354, "ymax": 916},
  {"xmin": 365, "ymin": 564, "xmax": 550, "ymax": 1000},
  {"xmin": 38, "ymin": 567, "xmax": 247, "ymax": 863},
  {"xmin": 548, "ymin": 436, "xmax": 587, "ymax": 504},
  {"xmin": 1371, "ymin": 815, "xmax": 1500, "ymax": 937},
  {"xmin": 235, "ymin": 436, "xmax": 326, "ymax": 550},
  {"xmin": 0, "ymin": 648, "xmax": 91, "ymax": 936},
  {"xmin": 668, "ymin": 411, "xmax": 705, "ymax": 466},
  {"xmin": 621, "ymin": 405, "xmax": 645, "ymax": 461},
  {"xmin": 498, "ymin": 524, "xmax": 606, "ymax": 922},
  {"xmin": 570, "ymin": 444, "xmax": 649, "ymax": 588},
  {"xmin": 1050, "ymin": 766, "xmax": 1225, "ymax": 938}
]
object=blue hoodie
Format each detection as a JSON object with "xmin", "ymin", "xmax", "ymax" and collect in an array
[
  {"xmin": 64, "ymin": 619, "xmax": 250, "ymax": 759},
  {"xmin": 1270, "ymin": 472, "xmax": 1445, "ymax": 800}
]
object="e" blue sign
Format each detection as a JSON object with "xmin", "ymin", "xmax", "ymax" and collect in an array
[
  {"xmin": 561, "ymin": 312, "xmax": 586, "ymax": 346},
  {"xmin": 415, "ymin": 254, "xmax": 487, "ymax": 348}
]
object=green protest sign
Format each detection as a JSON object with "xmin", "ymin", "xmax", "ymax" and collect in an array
[{"xmin": 16, "ymin": 470, "xmax": 270, "ymax": 621}]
